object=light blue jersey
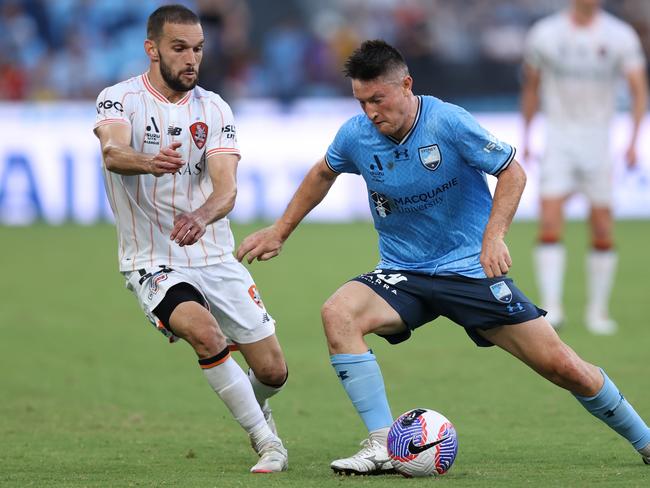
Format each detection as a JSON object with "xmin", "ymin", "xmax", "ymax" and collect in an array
[{"xmin": 325, "ymin": 96, "xmax": 516, "ymax": 278}]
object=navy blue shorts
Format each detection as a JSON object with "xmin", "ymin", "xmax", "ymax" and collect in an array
[{"xmin": 351, "ymin": 269, "xmax": 545, "ymax": 347}]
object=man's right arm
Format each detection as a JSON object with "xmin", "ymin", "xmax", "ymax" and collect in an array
[
  {"xmin": 236, "ymin": 157, "xmax": 339, "ymax": 263},
  {"xmin": 95, "ymin": 123, "xmax": 184, "ymax": 176},
  {"xmin": 520, "ymin": 63, "xmax": 541, "ymax": 163}
]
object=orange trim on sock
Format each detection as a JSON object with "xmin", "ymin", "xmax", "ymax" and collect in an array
[{"xmin": 199, "ymin": 352, "xmax": 231, "ymax": 369}]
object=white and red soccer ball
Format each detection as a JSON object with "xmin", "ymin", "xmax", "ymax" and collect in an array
[{"xmin": 387, "ymin": 408, "xmax": 458, "ymax": 477}]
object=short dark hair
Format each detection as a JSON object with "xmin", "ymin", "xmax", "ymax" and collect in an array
[
  {"xmin": 147, "ymin": 4, "xmax": 200, "ymax": 41},
  {"xmin": 343, "ymin": 40, "xmax": 408, "ymax": 80}
]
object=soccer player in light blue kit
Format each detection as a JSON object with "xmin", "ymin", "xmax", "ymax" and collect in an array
[{"xmin": 237, "ymin": 40, "xmax": 650, "ymax": 475}]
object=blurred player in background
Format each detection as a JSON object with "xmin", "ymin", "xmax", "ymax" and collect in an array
[
  {"xmin": 238, "ymin": 39, "xmax": 650, "ymax": 475},
  {"xmin": 521, "ymin": 0, "xmax": 648, "ymax": 334},
  {"xmin": 93, "ymin": 4, "xmax": 287, "ymax": 473}
]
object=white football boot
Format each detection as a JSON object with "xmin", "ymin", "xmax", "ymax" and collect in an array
[
  {"xmin": 330, "ymin": 437, "xmax": 395, "ymax": 475},
  {"xmin": 585, "ymin": 308, "xmax": 618, "ymax": 335},
  {"xmin": 250, "ymin": 438, "xmax": 288, "ymax": 473}
]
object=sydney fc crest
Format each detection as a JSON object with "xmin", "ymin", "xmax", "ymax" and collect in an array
[
  {"xmin": 490, "ymin": 281, "xmax": 512, "ymax": 303},
  {"xmin": 418, "ymin": 144, "xmax": 441, "ymax": 171}
]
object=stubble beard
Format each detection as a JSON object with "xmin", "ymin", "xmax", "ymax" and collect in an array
[{"xmin": 159, "ymin": 55, "xmax": 199, "ymax": 92}]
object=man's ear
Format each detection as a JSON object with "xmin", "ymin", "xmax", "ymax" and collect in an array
[
  {"xmin": 402, "ymin": 75, "xmax": 413, "ymax": 94},
  {"xmin": 144, "ymin": 39, "xmax": 159, "ymax": 62}
]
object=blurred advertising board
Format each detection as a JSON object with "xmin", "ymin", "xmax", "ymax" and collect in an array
[{"xmin": 1, "ymin": 100, "xmax": 649, "ymax": 225}]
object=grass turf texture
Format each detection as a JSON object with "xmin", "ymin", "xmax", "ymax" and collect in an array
[{"xmin": 1, "ymin": 221, "xmax": 649, "ymax": 487}]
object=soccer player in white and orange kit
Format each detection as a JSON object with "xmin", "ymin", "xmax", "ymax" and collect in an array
[
  {"xmin": 521, "ymin": 0, "xmax": 648, "ymax": 334},
  {"xmin": 93, "ymin": 5, "xmax": 287, "ymax": 473}
]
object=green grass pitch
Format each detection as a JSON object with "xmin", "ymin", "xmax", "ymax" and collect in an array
[{"xmin": 1, "ymin": 221, "xmax": 649, "ymax": 487}]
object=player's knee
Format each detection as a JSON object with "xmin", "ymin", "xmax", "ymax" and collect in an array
[
  {"xmin": 321, "ymin": 299, "xmax": 347, "ymax": 330},
  {"xmin": 538, "ymin": 231, "xmax": 561, "ymax": 244},
  {"xmin": 187, "ymin": 321, "xmax": 227, "ymax": 358},
  {"xmin": 591, "ymin": 236, "xmax": 613, "ymax": 251},
  {"xmin": 252, "ymin": 362, "xmax": 288, "ymax": 388},
  {"xmin": 544, "ymin": 348, "xmax": 595, "ymax": 393}
]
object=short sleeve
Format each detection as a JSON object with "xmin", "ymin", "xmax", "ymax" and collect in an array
[
  {"xmin": 206, "ymin": 97, "xmax": 240, "ymax": 160},
  {"xmin": 324, "ymin": 120, "xmax": 360, "ymax": 174},
  {"xmin": 447, "ymin": 105, "xmax": 516, "ymax": 176},
  {"xmin": 523, "ymin": 23, "xmax": 545, "ymax": 70},
  {"xmin": 94, "ymin": 86, "xmax": 131, "ymax": 130},
  {"xmin": 619, "ymin": 25, "xmax": 646, "ymax": 74}
]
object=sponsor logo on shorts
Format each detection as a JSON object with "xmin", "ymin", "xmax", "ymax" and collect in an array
[
  {"xmin": 248, "ymin": 284, "xmax": 264, "ymax": 309},
  {"xmin": 147, "ymin": 271, "xmax": 168, "ymax": 300},
  {"xmin": 506, "ymin": 302, "xmax": 525, "ymax": 314},
  {"xmin": 489, "ymin": 281, "xmax": 512, "ymax": 303},
  {"xmin": 359, "ymin": 269, "xmax": 406, "ymax": 295}
]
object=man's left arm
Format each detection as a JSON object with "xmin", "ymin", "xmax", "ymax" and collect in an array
[
  {"xmin": 480, "ymin": 159, "xmax": 527, "ymax": 278},
  {"xmin": 170, "ymin": 154, "xmax": 239, "ymax": 246},
  {"xmin": 624, "ymin": 67, "xmax": 648, "ymax": 168}
]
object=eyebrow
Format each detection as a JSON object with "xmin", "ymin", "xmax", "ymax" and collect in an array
[
  {"xmin": 170, "ymin": 38, "xmax": 204, "ymax": 45},
  {"xmin": 355, "ymin": 92, "xmax": 383, "ymax": 102}
]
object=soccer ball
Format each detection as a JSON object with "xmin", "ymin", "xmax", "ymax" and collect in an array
[{"xmin": 387, "ymin": 408, "xmax": 458, "ymax": 477}]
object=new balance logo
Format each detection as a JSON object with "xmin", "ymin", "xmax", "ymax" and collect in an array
[{"xmin": 167, "ymin": 126, "xmax": 182, "ymax": 136}]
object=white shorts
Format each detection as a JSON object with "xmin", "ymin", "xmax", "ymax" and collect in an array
[
  {"xmin": 540, "ymin": 126, "xmax": 613, "ymax": 206},
  {"xmin": 123, "ymin": 255, "xmax": 275, "ymax": 345}
]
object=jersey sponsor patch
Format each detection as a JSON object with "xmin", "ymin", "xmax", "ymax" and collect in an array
[
  {"xmin": 248, "ymin": 284, "xmax": 264, "ymax": 308},
  {"xmin": 418, "ymin": 144, "xmax": 441, "ymax": 171},
  {"xmin": 190, "ymin": 122, "xmax": 208, "ymax": 149},
  {"xmin": 370, "ymin": 191, "xmax": 392, "ymax": 217},
  {"xmin": 489, "ymin": 281, "xmax": 512, "ymax": 303}
]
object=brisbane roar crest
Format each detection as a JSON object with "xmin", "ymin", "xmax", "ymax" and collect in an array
[
  {"xmin": 190, "ymin": 122, "xmax": 208, "ymax": 149},
  {"xmin": 248, "ymin": 285, "xmax": 264, "ymax": 309}
]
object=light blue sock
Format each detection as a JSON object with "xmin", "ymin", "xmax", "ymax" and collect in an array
[
  {"xmin": 331, "ymin": 351, "xmax": 393, "ymax": 432},
  {"xmin": 574, "ymin": 369, "xmax": 650, "ymax": 450}
]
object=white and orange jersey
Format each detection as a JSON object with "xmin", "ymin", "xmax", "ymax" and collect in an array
[
  {"xmin": 524, "ymin": 10, "xmax": 645, "ymax": 129},
  {"xmin": 94, "ymin": 72, "xmax": 240, "ymax": 272}
]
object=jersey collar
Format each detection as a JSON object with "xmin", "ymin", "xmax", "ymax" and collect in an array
[
  {"xmin": 142, "ymin": 72, "xmax": 192, "ymax": 105},
  {"xmin": 385, "ymin": 95, "xmax": 422, "ymax": 145}
]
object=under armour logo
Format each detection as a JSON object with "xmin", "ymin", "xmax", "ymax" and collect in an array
[
  {"xmin": 604, "ymin": 394, "xmax": 624, "ymax": 418},
  {"xmin": 394, "ymin": 148, "xmax": 409, "ymax": 160},
  {"xmin": 337, "ymin": 370, "xmax": 349, "ymax": 381},
  {"xmin": 506, "ymin": 302, "xmax": 524, "ymax": 313}
]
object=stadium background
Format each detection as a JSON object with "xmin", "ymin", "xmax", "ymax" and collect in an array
[{"xmin": 1, "ymin": 1, "xmax": 650, "ymax": 487}]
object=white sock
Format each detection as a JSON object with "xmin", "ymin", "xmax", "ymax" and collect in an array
[
  {"xmin": 369, "ymin": 427, "xmax": 389, "ymax": 446},
  {"xmin": 534, "ymin": 244, "xmax": 566, "ymax": 312},
  {"xmin": 586, "ymin": 249, "xmax": 617, "ymax": 319},
  {"xmin": 247, "ymin": 368, "xmax": 286, "ymax": 408},
  {"xmin": 201, "ymin": 352, "xmax": 274, "ymax": 446}
]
